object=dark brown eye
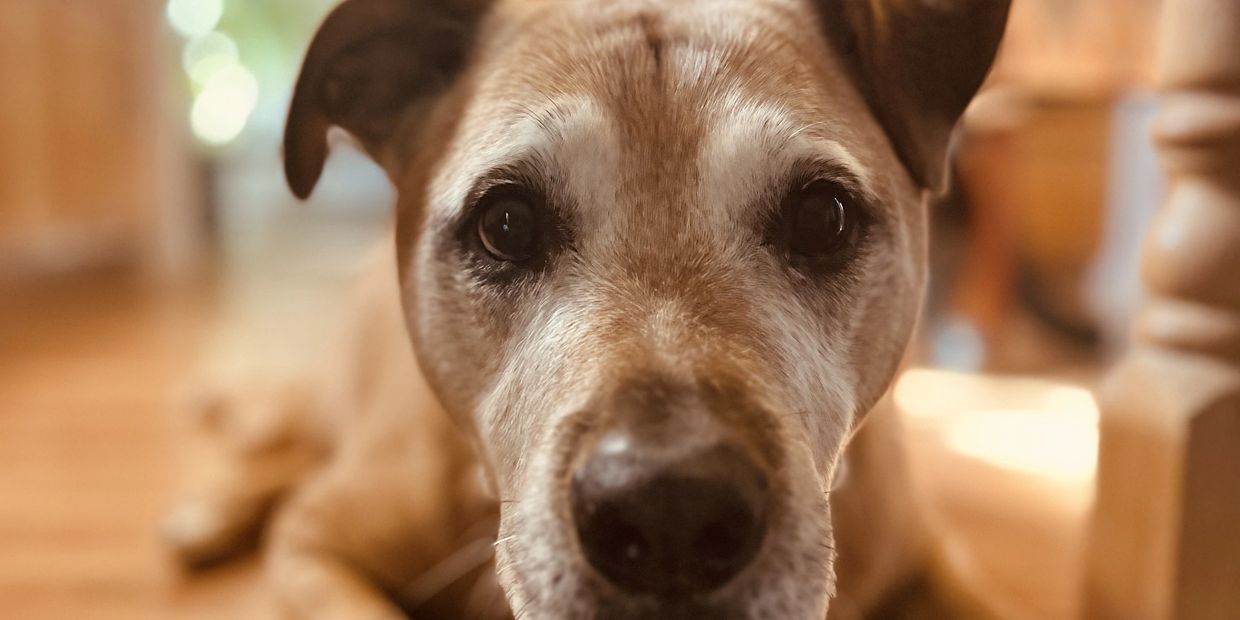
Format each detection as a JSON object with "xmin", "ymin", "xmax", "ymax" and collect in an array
[
  {"xmin": 784, "ymin": 180, "xmax": 861, "ymax": 259},
  {"xmin": 477, "ymin": 196, "xmax": 538, "ymax": 262}
]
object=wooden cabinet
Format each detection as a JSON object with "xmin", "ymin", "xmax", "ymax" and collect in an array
[{"xmin": 0, "ymin": 0, "xmax": 196, "ymax": 279}]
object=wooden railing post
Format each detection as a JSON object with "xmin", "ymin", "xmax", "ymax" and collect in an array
[{"xmin": 1082, "ymin": 0, "xmax": 1240, "ymax": 618}]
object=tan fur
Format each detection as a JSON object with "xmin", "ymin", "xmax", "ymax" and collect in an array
[{"xmin": 166, "ymin": 0, "xmax": 1009, "ymax": 617}]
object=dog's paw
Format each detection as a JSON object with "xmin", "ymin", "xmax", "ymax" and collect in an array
[
  {"xmin": 162, "ymin": 493, "xmax": 269, "ymax": 569},
  {"xmin": 163, "ymin": 376, "xmax": 331, "ymax": 569}
]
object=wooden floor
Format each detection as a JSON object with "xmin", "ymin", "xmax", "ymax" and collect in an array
[
  {"xmin": 0, "ymin": 269, "xmax": 1091, "ymax": 619},
  {"xmin": 0, "ymin": 273, "xmax": 271, "ymax": 619}
]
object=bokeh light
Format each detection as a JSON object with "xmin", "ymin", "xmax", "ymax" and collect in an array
[
  {"xmin": 944, "ymin": 409, "xmax": 1099, "ymax": 482},
  {"xmin": 190, "ymin": 64, "xmax": 259, "ymax": 146},
  {"xmin": 166, "ymin": 0, "xmax": 260, "ymax": 147},
  {"xmin": 894, "ymin": 368, "xmax": 1099, "ymax": 482},
  {"xmin": 166, "ymin": 0, "xmax": 224, "ymax": 39},
  {"xmin": 182, "ymin": 31, "xmax": 240, "ymax": 86}
]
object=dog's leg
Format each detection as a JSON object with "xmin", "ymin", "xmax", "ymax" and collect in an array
[
  {"xmin": 269, "ymin": 550, "xmax": 408, "ymax": 620},
  {"xmin": 265, "ymin": 455, "xmax": 415, "ymax": 620},
  {"xmin": 265, "ymin": 248, "xmax": 499, "ymax": 617},
  {"xmin": 163, "ymin": 373, "xmax": 336, "ymax": 567},
  {"xmin": 265, "ymin": 393, "xmax": 496, "ymax": 620},
  {"xmin": 162, "ymin": 275, "xmax": 371, "ymax": 567},
  {"xmin": 164, "ymin": 244, "xmax": 403, "ymax": 567},
  {"xmin": 830, "ymin": 395, "xmax": 930, "ymax": 618}
]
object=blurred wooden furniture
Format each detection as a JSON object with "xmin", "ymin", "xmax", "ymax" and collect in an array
[
  {"xmin": 1083, "ymin": 0, "xmax": 1240, "ymax": 617},
  {"xmin": 0, "ymin": 0, "xmax": 196, "ymax": 280},
  {"xmin": 956, "ymin": 96, "xmax": 1113, "ymax": 364},
  {"xmin": 951, "ymin": 0, "xmax": 1165, "ymax": 368},
  {"xmin": 989, "ymin": 0, "xmax": 1161, "ymax": 98}
]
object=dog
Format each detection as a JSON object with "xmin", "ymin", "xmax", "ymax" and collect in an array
[{"xmin": 163, "ymin": 0, "xmax": 1009, "ymax": 617}]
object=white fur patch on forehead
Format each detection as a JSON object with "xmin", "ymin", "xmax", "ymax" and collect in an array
[
  {"xmin": 427, "ymin": 95, "xmax": 618, "ymax": 224},
  {"xmin": 698, "ymin": 93, "xmax": 872, "ymax": 222}
]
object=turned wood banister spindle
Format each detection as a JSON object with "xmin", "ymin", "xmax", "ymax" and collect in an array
[{"xmin": 1082, "ymin": 0, "xmax": 1240, "ymax": 619}]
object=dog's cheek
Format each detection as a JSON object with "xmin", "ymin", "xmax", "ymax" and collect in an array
[
  {"xmin": 844, "ymin": 203, "xmax": 927, "ymax": 418},
  {"xmin": 731, "ymin": 437, "xmax": 835, "ymax": 619},
  {"xmin": 754, "ymin": 280, "xmax": 858, "ymax": 473},
  {"xmin": 404, "ymin": 245, "xmax": 510, "ymax": 430}
]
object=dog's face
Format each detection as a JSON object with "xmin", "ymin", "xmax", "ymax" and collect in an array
[{"xmin": 285, "ymin": 0, "xmax": 1007, "ymax": 617}]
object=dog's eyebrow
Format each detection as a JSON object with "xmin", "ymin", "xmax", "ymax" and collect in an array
[
  {"xmin": 512, "ymin": 98, "xmax": 592, "ymax": 144},
  {"xmin": 790, "ymin": 156, "xmax": 874, "ymax": 201},
  {"xmin": 424, "ymin": 159, "xmax": 552, "ymax": 243},
  {"xmin": 760, "ymin": 113, "xmax": 876, "ymax": 195},
  {"xmin": 429, "ymin": 95, "xmax": 611, "ymax": 223},
  {"xmin": 460, "ymin": 161, "xmax": 550, "ymax": 211},
  {"xmin": 793, "ymin": 142, "xmax": 882, "ymax": 205},
  {"xmin": 785, "ymin": 137, "xmax": 878, "ymax": 203},
  {"xmin": 699, "ymin": 99, "xmax": 879, "ymax": 223}
]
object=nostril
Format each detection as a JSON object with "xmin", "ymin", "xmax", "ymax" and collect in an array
[
  {"xmin": 590, "ymin": 511, "xmax": 650, "ymax": 569},
  {"xmin": 693, "ymin": 513, "xmax": 754, "ymax": 570},
  {"xmin": 571, "ymin": 438, "xmax": 770, "ymax": 599}
]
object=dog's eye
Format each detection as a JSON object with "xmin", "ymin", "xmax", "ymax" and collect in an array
[
  {"xmin": 783, "ymin": 180, "xmax": 863, "ymax": 259},
  {"xmin": 477, "ymin": 195, "xmax": 538, "ymax": 262}
]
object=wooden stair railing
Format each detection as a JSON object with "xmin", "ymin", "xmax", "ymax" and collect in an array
[{"xmin": 1082, "ymin": 0, "xmax": 1240, "ymax": 618}]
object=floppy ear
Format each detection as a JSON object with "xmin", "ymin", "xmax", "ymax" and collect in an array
[
  {"xmin": 816, "ymin": 0, "xmax": 1010, "ymax": 191},
  {"xmin": 284, "ymin": 0, "xmax": 491, "ymax": 199}
]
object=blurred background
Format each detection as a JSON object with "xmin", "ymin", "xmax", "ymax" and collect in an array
[{"xmin": 0, "ymin": 0, "xmax": 1200, "ymax": 618}]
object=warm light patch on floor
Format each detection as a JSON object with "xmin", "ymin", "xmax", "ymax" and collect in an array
[{"xmin": 894, "ymin": 368, "xmax": 1099, "ymax": 482}]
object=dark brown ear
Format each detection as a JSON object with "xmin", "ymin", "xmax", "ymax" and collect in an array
[
  {"xmin": 815, "ymin": 0, "xmax": 1010, "ymax": 191},
  {"xmin": 284, "ymin": 0, "xmax": 491, "ymax": 199}
]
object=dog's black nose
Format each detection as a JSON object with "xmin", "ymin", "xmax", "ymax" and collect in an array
[{"xmin": 570, "ymin": 430, "xmax": 770, "ymax": 598}]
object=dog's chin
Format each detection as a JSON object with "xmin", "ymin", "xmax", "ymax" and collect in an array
[
  {"xmin": 588, "ymin": 598, "xmax": 746, "ymax": 620},
  {"xmin": 496, "ymin": 554, "xmax": 834, "ymax": 620},
  {"xmin": 499, "ymin": 575, "xmax": 825, "ymax": 620},
  {"xmin": 507, "ymin": 585, "xmax": 831, "ymax": 620}
]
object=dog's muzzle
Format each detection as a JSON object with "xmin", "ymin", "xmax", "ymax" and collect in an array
[{"xmin": 567, "ymin": 380, "xmax": 772, "ymax": 600}]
